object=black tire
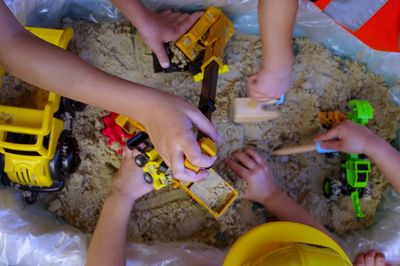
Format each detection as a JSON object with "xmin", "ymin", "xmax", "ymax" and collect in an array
[
  {"xmin": 0, "ymin": 154, "xmax": 10, "ymax": 186},
  {"xmin": 143, "ymin": 173, "xmax": 154, "ymax": 184},
  {"xmin": 24, "ymin": 192, "xmax": 38, "ymax": 204},
  {"xmin": 62, "ymin": 97, "xmax": 87, "ymax": 113},
  {"xmin": 135, "ymin": 154, "xmax": 148, "ymax": 167},
  {"xmin": 323, "ymin": 178, "xmax": 342, "ymax": 200},
  {"xmin": 61, "ymin": 134, "xmax": 80, "ymax": 175},
  {"xmin": 50, "ymin": 130, "xmax": 80, "ymax": 181}
]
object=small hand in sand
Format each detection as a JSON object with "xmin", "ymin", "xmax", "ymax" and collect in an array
[
  {"xmin": 137, "ymin": 10, "xmax": 202, "ymax": 68},
  {"xmin": 314, "ymin": 120, "xmax": 378, "ymax": 155},
  {"xmin": 247, "ymin": 68, "xmax": 291, "ymax": 99},
  {"xmin": 110, "ymin": 148, "xmax": 153, "ymax": 203},
  {"xmin": 354, "ymin": 250, "xmax": 388, "ymax": 266},
  {"xmin": 225, "ymin": 148, "xmax": 278, "ymax": 203}
]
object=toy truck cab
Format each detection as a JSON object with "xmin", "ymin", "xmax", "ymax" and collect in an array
[
  {"xmin": 0, "ymin": 27, "xmax": 81, "ymax": 203},
  {"xmin": 343, "ymin": 156, "xmax": 371, "ymax": 189},
  {"xmin": 126, "ymin": 132, "xmax": 172, "ymax": 190}
]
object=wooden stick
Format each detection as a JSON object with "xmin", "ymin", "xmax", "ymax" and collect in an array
[
  {"xmin": 273, "ymin": 144, "xmax": 316, "ymax": 156},
  {"xmin": 232, "ymin": 98, "xmax": 280, "ymax": 123}
]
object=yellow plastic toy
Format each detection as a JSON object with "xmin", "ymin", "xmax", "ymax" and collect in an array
[
  {"xmin": 0, "ymin": 27, "xmax": 82, "ymax": 203},
  {"xmin": 115, "ymin": 114, "xmax": 146, "ymax": 134},
  {"xmin": 176, "ymin": 7, "xmax": 235, "ymax": 82},
  {"xmin": 319, "ymin": 111, "xmax": 347, "ymax": 128},
  {"xmin": 175, "ymin": 169, "xmax": 238, "ymax": 218},
  {"xmin": 224, "ymin": 221, "xmax": 352, "ymax": 266}
]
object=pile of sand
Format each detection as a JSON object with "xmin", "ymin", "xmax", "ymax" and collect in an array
[{"xmin": 2, "ymin": 21, "xmax": 399, "ymax": 247}]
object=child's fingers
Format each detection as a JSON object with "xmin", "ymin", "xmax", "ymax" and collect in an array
[
  {"xmin": 188, "ymin": 109, "xmax": 221, "ymax": 143},
  {"xmin": 122, "ymin": 147, "xmax": 136, "ymax": 160},
  {"xmin": 320, "ymin": 140, "xmax": 342, "ymax": 151},
  {"xmin": 171, "ymin": 151, "xmax": 205, "ymax": 182},
  {"xmin": 365, "ymin": 250, "xmax": 377, "ymax": 266},
  {"xmin": 243, "ymin": 148, "xmax": 265, "ymax": 166},
  {"xmin": 175, "ymin": 13, "xmax": 189, "ymax": 24},
  {"xmin": 152, "ymin": 42, "xmax": 170, "ymax": 68},
  {"xmin": 353, "ymin": 253, "xmax": 366, "ymax": 266},
  {"xmin": 225, "ymin": 158, "xmax": 251, "ymax": 178},
  {"xmin": 232, "ymin": 152, "xmax": 256, "ymax": 170},
  {"xmin": 375, "ymin": 253, "xmax": 386, "ymax": 266},
  {"xmin": 313, "ymin": 127, "xmax": 339, "ymax": 142},
  {"xmin": 181, "ymin": 133, "xmax": 216, "ymax": 168},
  {"xmin": 175, "ymin": 11, "xmax": 202, "ymax": 36},
  {"xmin": 162, "ymin": 10, "xmax": 180, "ymax": 20}
]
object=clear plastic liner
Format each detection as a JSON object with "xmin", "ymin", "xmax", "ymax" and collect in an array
[
  {"xmin": 0, "ymin": 188, "xmax": 87, "ymax": 266},
  {"xmin": 340, "ymin": 187, "xmax": 400, "ymax": 265},
  {"xmin": 125, "ymin": 241, "xmax": 225, "ymax": 266}
]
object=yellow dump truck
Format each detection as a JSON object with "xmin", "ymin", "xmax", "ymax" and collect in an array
[{"xmin": 0, "ymin": 27, "xmax": 82, "ymax": 203}]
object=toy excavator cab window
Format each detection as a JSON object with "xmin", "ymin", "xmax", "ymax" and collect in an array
[
  {"xmin": 356, "ymin": 163, "xmax": 369, "ymax": 171},
  {"xmin": 356, "ymin": 172, "xmax": 367, "ymax": 182}
]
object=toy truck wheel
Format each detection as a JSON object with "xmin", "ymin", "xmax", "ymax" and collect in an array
[
  {"xmin": 135, "ymin": 154, "xmax": 148, "ymax": 167},
  {"xmin": 0, "ymin": 154, "xmax": 10, "ymax": 186},
  {"xmin": 60, "ymin": 133, "xmax": 81, "ymax": 175},
  {"xmin": 50, "ymin": 130, "xmax": 80, "ymax": 180},
  {"xmin": 323, "ymin": 178, "xmax": 342, "ymax": 200},
  {"xmin": 61, "ymin": 97, "xmax": 87, "ymax": 113},
  {"xmin": 143, "ymin": 173, "xmax": 154, "ymax": 184},
  {"xmin": 24, "ymin": 191, "xmax": 38, "ymax": 204}
]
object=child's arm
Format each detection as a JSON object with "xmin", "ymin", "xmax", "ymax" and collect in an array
[
  {"xmin": 225, "ymin": 148, "xmax": 329, "ymax": 235},
  {"xmin": 0, "ymin": 2, "xmax": 218, "ymax": 182},
  {"xmin": 315, "ymin": 120, "xmax": 400, "ymax": 192},
  {"xmin": 111, "ymin": 0, "xmax": 202, "ymax": 68},
  {"xmin": 248, "ymin": 0, "xmax": 298, "ymax": 99},
  {"xmin": 86, "ymin": 148, "xmax": 153, "ymax": 266}
]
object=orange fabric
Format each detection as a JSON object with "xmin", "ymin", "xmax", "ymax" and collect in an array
[
  {"xmin": 313, "ymin": 0, "xmax": 331, "ymax": 10},
  {"xmin": 313, "ymin": 0, "xmax": 400, "ymax": 52}
]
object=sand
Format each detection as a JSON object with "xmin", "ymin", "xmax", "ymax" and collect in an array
[
  {"xmin": 1, "ymin": 20, "xmax": 399, "ymax": 247},
  {"xmin": 189, "ymin": 170, "xmax": 234, "ymax": 213}
]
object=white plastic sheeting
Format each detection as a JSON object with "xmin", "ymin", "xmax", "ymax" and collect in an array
[
  {"xmin": 341, "ymin": 188, "xmax": 400, "ymax": 265},
  {"xmin": 0, "ymin": 188, "xmax": 225, "ymax": 266},
  {"xmin": 0, "ymin": 189, "xmax": 87, "ymax": 266}
]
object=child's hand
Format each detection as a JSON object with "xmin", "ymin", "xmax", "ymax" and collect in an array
[
  {"xmin": 110, "ymin": 148, "xmax": 153, "ymax": 203},
  {"xmin": 137, "ymin": 10, "xmax": 202, "ymax": 68},
  {"xmin": 314, "ymin": 120, "xmax": 378, "ymax": 155},
  {"xmin": 225, "ymin": 148, "xmax": 278, "ymax": 204},
  {"xmin": 353, "ymin": 250, "xmax": 387, "ymax": 266},
  {"xmin": 139, "ymin": 90, "xmax": 219, "ymax": 183},
  {"xmin": 247, "ymin": 68, "xmax": 291, "ymax": 99}
]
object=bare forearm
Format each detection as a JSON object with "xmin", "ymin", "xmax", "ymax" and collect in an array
[
  {"xmin": 0, "ymin": 2, "xmax": 153, "ymax": 120},
  {"xmin": 259, "ymin": 0, "xmax": 297, "ymax": 72},
  {"xmin": 86, "ymin": 193, "xmax": 135, "ymax": 266},
  {"xmin": 367, "ymin": 137, "xmax": 400, "ymax": 192},
  {"xmin": 261, "ymin": 190, "xmax": 329, "ymax": 235}
]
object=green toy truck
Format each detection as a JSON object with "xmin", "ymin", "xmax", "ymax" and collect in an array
[{"xmin": 322, "ymin": 99, "xmax": 374, "ymax": 219}]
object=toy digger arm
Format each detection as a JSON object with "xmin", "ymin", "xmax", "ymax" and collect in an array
[{"xmin": 351, "ymin": 190, "xmax": 365, "ymax": 219}]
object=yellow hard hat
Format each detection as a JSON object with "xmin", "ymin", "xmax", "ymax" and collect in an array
[{"xmin": 223, "ymin": 221, "xmax": 352, "ymax": 266}]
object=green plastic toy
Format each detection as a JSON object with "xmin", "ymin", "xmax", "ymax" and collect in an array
[{"xmin": 323, "ymin": 99, "xmax": 374, "ymax": 219}]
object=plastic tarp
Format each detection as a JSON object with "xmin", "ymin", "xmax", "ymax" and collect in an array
[
  {"xmin": 0, "ymin": 188, "xmax": 225, "ymax": 266},
  {"xmin": 2, "ymin": 0, "xmax": 400, "ymax": 265},
  {"xmin": 0, "ymin": 189, "xmax": 87, "ymax": 266}
]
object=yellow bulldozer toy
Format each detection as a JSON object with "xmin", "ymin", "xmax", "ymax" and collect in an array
[{"xmin": 0, "ymin": 27, "xmax": 84, "ymax": 203}]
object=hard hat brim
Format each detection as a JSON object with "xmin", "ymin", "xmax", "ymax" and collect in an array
[{"xmin": 223, "ymin": 221, "xmax": 351, "ymax": 265}]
